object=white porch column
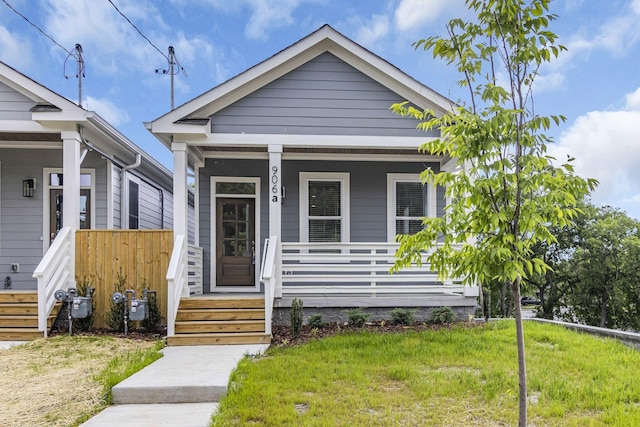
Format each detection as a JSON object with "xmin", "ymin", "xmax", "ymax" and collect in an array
[
  {"xmin": 268, "ymin": 144, "xmax": 283, "ymax": 297},
  {"xmin": 172, "ymin": 142, "xmax": 189, "ymax": 240},
  {"xmin": 61, "ymin": 130, "xmax": 81, "ymax": 288}
]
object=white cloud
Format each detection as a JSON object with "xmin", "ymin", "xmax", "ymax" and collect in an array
[
  {"xmin": 354, "ymin": 14, "xmax": 389, "ymax": 46},
  {"xmin": 533, "ymin": 72, "xmax": 565, "ymax": 94},
  {"xmin": 394, "ymin": 0, "xmax": 449, "ymax": 31},
  {"xmin": 549, "ymin": 88, "xmax": 640, "ymax": 219},
  {"xmin": 0, "ymin": 26, "xmax": 32, "ymax": 69},
  {"xmin": 244, "ymin": 0, "xmax": 300, "ymax": 40},
  {"xmin": 624, "ymin": 87, "xmax": 640, "ymax": 111},
  {"xmin": 84, "ymin": 95, "xmax": 129, "ymax": 126}
]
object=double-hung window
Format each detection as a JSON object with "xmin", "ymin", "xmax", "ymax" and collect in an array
[
  {"xmin": 387, "ymin": 174, "xmax": 436, "ymax": 241},
  {"xmin": 300, "ymin": 172, "xmax": 350, "ymax": 243}
]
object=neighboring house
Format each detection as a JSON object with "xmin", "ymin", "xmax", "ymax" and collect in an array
[
  {"xmin": 0, "ymin": 60, "xmax": 181, "ymax": 338},
  {"xmin": 149, "ymin": 25, "xmax": 479, "ymax": 343}
]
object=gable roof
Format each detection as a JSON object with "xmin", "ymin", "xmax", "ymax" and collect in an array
[
  {"xmin": 148, "ymin": 24, "xmax": 454, "ymax": 145},
  {"xmin": 0, "ymin": 60, "xmax": 172, "ymax": 187}
]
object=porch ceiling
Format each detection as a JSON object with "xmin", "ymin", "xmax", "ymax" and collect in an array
[{"xmin": 0, "ymin": 131, "xmax": 61, "ymax": 142}]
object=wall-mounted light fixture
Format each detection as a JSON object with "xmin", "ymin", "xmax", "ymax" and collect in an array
[{"xmin": 23, "ymin": 178, "xmax": 36, "ymax": 198}]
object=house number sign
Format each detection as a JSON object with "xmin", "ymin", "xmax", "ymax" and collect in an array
[{"xmin": 271, "ymin": 166, "xmax": 280, "ymax": 203}]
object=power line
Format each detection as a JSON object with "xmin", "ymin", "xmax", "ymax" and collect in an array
[
  {"xmin": 1, "ymin": 0, "xmax": 73, "ymax": 56},
  {"xmin": 106, "ymin": 0, "xmax": 169, "ymax": 62}
]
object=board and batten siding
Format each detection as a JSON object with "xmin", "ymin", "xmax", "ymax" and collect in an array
[
  {"xmin": 0, "ymin": 81, "xmax": 35, "ymax": 120},
  {"xmin": 209, "ymin": 52, "xmax": 435, "ymax": 137},
  {"xmin": 198, "ymin": 158, "xmax": 443, "ymax": 292}
]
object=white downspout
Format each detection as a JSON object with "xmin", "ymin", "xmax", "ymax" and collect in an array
[{"xmin": 120, "ymin": 153, "xmax": 142, "ymax": 228}]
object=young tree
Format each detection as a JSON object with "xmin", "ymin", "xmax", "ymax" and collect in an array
[{"xmin": 392, "ymin": 1, "xmax": 596, "ymax": 425}]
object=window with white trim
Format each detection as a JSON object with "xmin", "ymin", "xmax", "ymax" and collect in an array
[
  {"xmin": 300, "ymin": 172, "xmax": 350, "ymax": 243},
  {"xmin": 128, "ymin": 179, "xmax": 140, "ymax": 229},
  {"xmin": 387, "ymin": 174, "xmax": 436, "ymax": 241}
]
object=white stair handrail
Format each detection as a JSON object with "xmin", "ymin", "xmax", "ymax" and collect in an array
[
  {"xmin": 33, "ymin": 227, "xmax": 74, "ymax": 337},
  {"xmin": 260, "ymin": 235, "xmax": 278, "ymax": 335},
  {"xmin": 166, "ymin": 235, "xmax": 187, "ymax": 337}
]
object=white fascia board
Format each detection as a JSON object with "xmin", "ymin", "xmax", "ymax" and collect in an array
[
  {"xmin": 32, "ymin": 110, "xmax": 91, "ymax": 126},
  {"xmin": 198, "ymin": 133, "xmax": 437, "ymax": 149},
  {"xmin": 0, "ymin": 119, "xmax": 54, "ymax": 133}
]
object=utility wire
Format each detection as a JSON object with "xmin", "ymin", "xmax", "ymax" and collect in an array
[
  {"xmin": 106, "ymin": 0, "xmax": 169, "ymax": 62},
  {"xmin": 1, "ymin": 0, "xmax": 73, "ymax": 56}
]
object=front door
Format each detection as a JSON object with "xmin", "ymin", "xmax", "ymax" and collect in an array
[
  {"xmin": 216, "ymin": 198, "xmax": 255, "ymax": 287},
  {"xmin": 49, "ymin": 189, "xmax": 91, "ymax": 242}
]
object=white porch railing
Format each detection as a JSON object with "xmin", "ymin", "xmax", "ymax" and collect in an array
[
  {"xmin": 260, "ymin": 235, "xmax": 278, "ymax": 335},
  {"xmin": 281, "ymin": 242, "xmax": 476, "ymax": 296},
  {"xmin": 166, "ymin": 235, "xmax": 188, "ymax": 337},
  {"xmin": 187, "ymin": 244, "xmax": 203, "ymax": 296},
  {"xmin": 33, "ymin": 227, "xmax": 74, "ymax": 337}
]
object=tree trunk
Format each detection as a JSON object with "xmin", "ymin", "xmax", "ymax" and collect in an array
[
  {"xmin": 512, "ymin": 277, "xmax": 527, "ymax": 426},
  {"xmin": 501, "ymin": 280, "xmax": 509, "ymax": 317},
  {"xmin": 600, "ymin": 288, "xmax": 608, "ymax": 328}
]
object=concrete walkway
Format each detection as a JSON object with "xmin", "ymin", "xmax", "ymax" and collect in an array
[{"xmin": 81, "ymin": 344, "xmax": 269, "ymax": 427}]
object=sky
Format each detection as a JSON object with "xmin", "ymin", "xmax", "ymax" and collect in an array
[{"xmin": 1, "ymin": 0, "xmax": 639, "ymax": 218}]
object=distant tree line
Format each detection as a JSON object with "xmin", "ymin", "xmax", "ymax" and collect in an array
[{"xmin": 483, "ymin": 202, "xmax": 640, "ymax": 331}]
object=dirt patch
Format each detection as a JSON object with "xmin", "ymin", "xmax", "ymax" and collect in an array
[{"xmin": 0, "ymin": 334, "xmax": 159, "ymax": 427}]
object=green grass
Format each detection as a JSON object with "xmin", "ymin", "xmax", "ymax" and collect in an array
[{"xmin": 212, "ymin": 321, "xmax": 640, "ymax": 426}]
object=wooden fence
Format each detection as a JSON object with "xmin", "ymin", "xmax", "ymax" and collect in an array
[{"xmin": 75, "ymin": 230, "xmax": 172, "ymax": 329}]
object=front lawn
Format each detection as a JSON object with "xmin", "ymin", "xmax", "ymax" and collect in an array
[
  {"xmin": 0, "ymin": 335, "xmax": 163, "ymax": 427},
  {"xmin": 212, "ymin": 321, "xmax": 640, "ymax": 426}
]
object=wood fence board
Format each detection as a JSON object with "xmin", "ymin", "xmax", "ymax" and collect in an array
[{"xmin": 75, "ymin": 230, "xmax": 172, "ymax": 329}]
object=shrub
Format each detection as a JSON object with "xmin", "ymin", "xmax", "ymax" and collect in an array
[
  {"xmin": 104, "ymin": 272, "xmax": 130, "ymax": 332},
  {"xmin": 291, "ymin": 298, "xmax": 303, "ymax": 339},
  {"xmin": 390, "ymin": 308, "xmax": 415, "ymax": 326},
  {"xmin": 308, "ymin": 314, "xmax": 323, "ymax": 329},
  {"xmin": 429, "ymin": 306, "xmax": 456, "ymax": 325},
  {"xmin": 141, "ymin": 288, "xmax": 163, "ymax": 334},
  {"xmin": 345, "ymin": 308, "xmax": 370, "ymax": 327}
]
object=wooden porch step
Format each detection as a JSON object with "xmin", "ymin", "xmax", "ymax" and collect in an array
[
  {"xmin": 0, "ymin": 328, "xmax": 43, "ymax": 340},
  {"xmin": 175, "ymin": 320, "xmax": 265, "ymax": 334},
  {"xmin": 167, "ymin": 332, "xmax": 271, "ymax": 346},
  {"xmin": 169, "ymin": 295, "xmax": 269, "ymax": 346},
  {"xmin": 0, "ymin": 315, "xmax": 56, "ymax": 329},
  {"xmin": 178, "ymin": 297, "xmax": 264, "ymax": 310},
  {"xmin": 176, "ymin": 308, "xmax": 265, "ymax": 321},
  {"xmin": 0, "ymin": 291, "xmax": 38, "ymax": 304},
  {"xmin": 0, "ymin": 303, "xmax": 38, "ymax": 315}
]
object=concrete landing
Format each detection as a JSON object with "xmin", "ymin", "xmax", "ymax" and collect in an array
[
  {"xmin": 80, "ymin": 403, "xmax": 219, "ymax": 427},
  {"xmin": 81, "ymin": 343, "xmax": 269, "ymax": 426}
]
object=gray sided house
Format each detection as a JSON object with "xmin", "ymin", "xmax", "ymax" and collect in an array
[
  {"xmin": 149, "ymin": 25, "xmax": 479, "ymax": 341},
  {"xmin": 0, "ymin": 60, "xmax": 177, "ymax": 300}
]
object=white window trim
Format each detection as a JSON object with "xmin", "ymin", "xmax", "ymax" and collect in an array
[
  {"xmin": 299, "ymin": 172, "xmax": 350, "ymax": 243},
  {"xmin": 210, "ymin": 176, "xmax": 261, "ymax": 292},
  {"xmin": 386, "ymin": 173, "xmax": 436, "ymax": 242},
  {"xmin": 42, "ymin": 168, "xmax": 96, "ymax": 253},
  {"xmin": 125, "ymin": 174, "xmax": 141, "ymax": 229}
]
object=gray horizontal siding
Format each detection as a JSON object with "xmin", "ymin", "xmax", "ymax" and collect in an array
[
  {"xmin": 0, "ymin": 81, "xmax": 35, "ymax": 120},
  {"xmin": 210, "ymin": 52, "xmax": 435, "ymax": 137},
  {"xmin": 0, "ymin": 149, "xmax": 57, "ymax": 289}
]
